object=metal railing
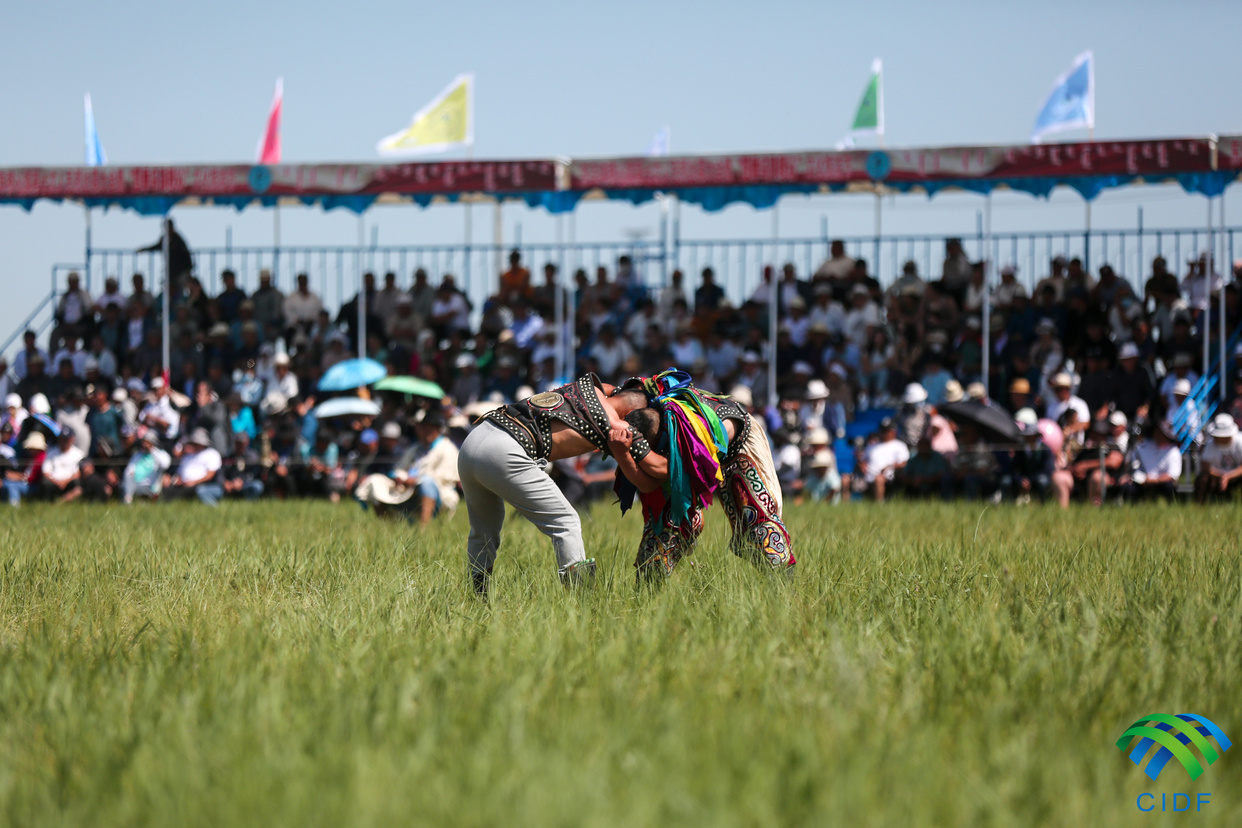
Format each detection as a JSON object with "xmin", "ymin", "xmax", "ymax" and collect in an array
[
  {"xmin": 6, "ymin": 222, "xmax": 1238, "ymax": 362},
  {"xmin": 79, "ymin": 224, "xmax": 1238, "ymax": 309}
]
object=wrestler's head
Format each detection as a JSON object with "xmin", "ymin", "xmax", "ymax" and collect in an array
[
  {"xmin": 625, "ymin": 407, "xmax": 662, "ymax": 444},
  {"xmin": 610, "ymin": 388, "xmax": 650, "ymax": 417}
]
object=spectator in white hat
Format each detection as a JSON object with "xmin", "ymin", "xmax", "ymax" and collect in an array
[
  {"xmin": 2, "ymin": 393, "xmax": 27, "ymax": 441},
  {"xmin": 41, "ymin": 429, "xmax": 85, "ymax": 502},
  {"xmin": 897, "ymin": 383, "xmax": 929, "ymax": 449},
  {"xmin": 163, "ymin": 428, "xmax": 223, "ymax": 505},
  {"xmin": 800, "ymin": 379, "xmax": 830, "ymax": 432},
  {"xmin": 1045, "ymin": 373, "xmax": 1090, "ymax": 438},
  {"xmin": 996, "ymin": 264, "xmax": 1028, "ymax": 308},
  {"xmin": 271, "ymin": 352, "xmax": 299, "ymax": 401},
  {"xmin": 1123, "ymin": 420, "xmax": 1182, "ymax": 502},
  {"xmin": 1196, "ymin": 414, "xmax": 1242, "ymax": 501},
  {"xmin": 1167, "ymin": 378, "xmax": 1200, "ymax": 441},
  {"xmin": 121, "ymin": 428, "xmax": 171, "ymax": 503},
  {"xmin": 139, "ymin": 376, "xmax": 180, "ymax": 442},
  {"xmin": 1112, "ymin": 341, "xmax": 1157, "ymax": 421},
  {"xmin": 804, "ymin": 448, "xmax": 841, "ymax": 504}
]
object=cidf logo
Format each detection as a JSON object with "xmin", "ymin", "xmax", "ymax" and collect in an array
[{"xmin": 1116, "ymin": 714, "xmax": 1231, "ymax": 812}]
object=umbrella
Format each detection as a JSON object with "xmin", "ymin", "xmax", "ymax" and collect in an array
[
  {"xmin": 374, "ymin": 375, "xmax": 447, "ymax": 399},
  {"xmin": 313, "ymin": 397, "xmax": 382, "ymax": 419},
  {"xmin": 1037, "ymin": 418, "xmax": 1064, "ymax": 455},
  {"xmin": 937, "ymin": 401, "xmax": 1023, "ymax": 445},
  {"xmin": 318, "ymin": 358, "xmax": 387, "ymax": 392}
]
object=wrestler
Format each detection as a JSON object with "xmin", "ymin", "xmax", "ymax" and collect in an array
[
  {"xmin": 611, "ymin": 373, "xmax": 795, "ymax": 581},
  {"xmin": 457, "ymin": 374, "xmax": 654, "ymax": 595}
]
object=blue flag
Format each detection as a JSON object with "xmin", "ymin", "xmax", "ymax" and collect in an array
[
  {"xmin": 1031, "ymin": 51, "xmax": 1094, "ymax": 143},
  {"xmin": 84, "ymin": 93, "xmax": 107, "ymax": 166}
]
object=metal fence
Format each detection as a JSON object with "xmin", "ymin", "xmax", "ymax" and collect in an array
[{"xmin": 5, "ymin": 223, "xmax": 1238, "ymax": 360}]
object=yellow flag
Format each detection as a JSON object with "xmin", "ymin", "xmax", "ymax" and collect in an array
[{"xmin": 377, "ymin": 74, "xmax": 474, "ymax": 156}]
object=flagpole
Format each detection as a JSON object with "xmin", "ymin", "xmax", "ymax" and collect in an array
[
  {"xmin": 1220, "ymin": 194, "xmax": 1227, "ymax": 402},
  {"xmin": 161, "ymin": 216, "xmax": 172, "ymax": 386},
  {"xmin": 357, "ymin": 212, "xmax": 366, "ymax": 358},
  {"xmin": 84, "ymin": 207, "xmax": 92, "ymax": 294},
  {"xmin": 768, "ymin": 198, "xmax": 779, "ymax": 408},
  {"xmin": 982, "ymin": 194, "xmax": 993, "ymax": 389},
  {"xmin": 1085, "ymin": 126, "xmax": 1094, "ymax": 274},
  {"xmin": 1204, "ymin": 193, "xmax": 1212, "ymax": 385},
  {"xmin": 464, "ymin": 145, "xmax": 473, "ymax": 305},
  {"xmin": 273, "ymin": 204, "xmax": 281, "ymax": 288},
  {"xmin": 555, "ymin": 213, "xmax": 565, "ymax": 386}
]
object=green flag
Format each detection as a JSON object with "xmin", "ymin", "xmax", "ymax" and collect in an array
[{"xmin": 847, "ymin": 58, "xmax": 884, "ymax": 140}]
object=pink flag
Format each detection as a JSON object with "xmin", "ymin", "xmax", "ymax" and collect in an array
[{"xmin": 256, "ymin": 77, "xmax": 283, "ymax": 164}]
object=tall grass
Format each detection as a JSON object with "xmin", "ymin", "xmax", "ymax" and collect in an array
[{"xmin": 0, "ymin": 501, "xmax": 1238, "ymax": 826}]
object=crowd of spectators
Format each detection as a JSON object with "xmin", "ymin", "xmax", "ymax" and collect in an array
[{"xmin": 2, "ymin": 229, "xmax": 1241, "ymax": 514}]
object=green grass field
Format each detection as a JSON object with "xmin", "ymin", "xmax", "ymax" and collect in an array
[{"xmin": 1, "ymin": 500, "xmax": 1239, "ymax": 827}]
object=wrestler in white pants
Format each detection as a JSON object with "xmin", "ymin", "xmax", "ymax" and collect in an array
[{"xmin": 457, "ymin": 421, "xmax": 586, "ymax": 580}]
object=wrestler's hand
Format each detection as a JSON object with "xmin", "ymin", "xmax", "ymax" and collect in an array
[{"xmin": 609, "ymin": 425, "xmax": 633, "ymax": 448}]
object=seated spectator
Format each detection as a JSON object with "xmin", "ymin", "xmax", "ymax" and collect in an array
[
  {"xmin": 1001, "ymin": 422, "xmax": 1054, "ymax": 503},
  {"xmin": 86, "ymin": 385, "xmax": 124, "ymax": 459},
  {"xmin": 1195, "ymin": 414, "xmax": 1242, "ymax": 502},
  {"xmin": 804, "ymin": 449, "xmax": 841, "ymax": 504},
  {"xmin": 121, "ymin": 428, "xmax": 171, "ymax": 503},
  {"xmin": 897, "ymin": 383, "xmax": 930, "ymax": 448},
  {"xmin": 994, "ymin": 265, "xmax": 1027, "ymax": 310},
  {"xmin": 221, "ymin": 432, "xmax": 265, "ymax": 500},
  {"xmin": 1046, "ymin": 373, "xmax": 1089, "ymax": 437},
  {"xmin": 216, "ymin": 269, "xmax": 248, "ymax": 323},
  {"xmin": 163, "ymin": 428, "xmax": 224, "ymax": 506},
  {"xmin": 355, "ymin": 410, "xmax": 459, "ymax": 524},
  {"xmin": 858, "ymin": 418, "xmax": 909, "ymax": 503},
  {"xmin": 297, "ymin": 429, "xmax": 344, "ymax": 501},
  {"xmin": 4, "ymin": 431, "xmax": 46, "ymax": 506},
  {"xmin": 1122, "ymin": 421, "xmax": 1182, "ymax": 501},
  {"xmin": 139, "ymin": 377, "xmax": 181, "ymax": 443},
  {"xmin": 898, "ymin": 437, "xmax": 952, "ymax": 500},
  {"xmin": 53, "ymin": 271, "xmax": 94, "ymax": 347},
  {"xmin": 41, "ymin": 430, "xmax": 85, "ymax": 502}
]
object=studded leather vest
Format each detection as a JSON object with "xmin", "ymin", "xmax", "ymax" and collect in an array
[
  {"xmin": 701, "ymin": 394, "xmax": 751, "ymax": 461},
  {"xmin": 483, "ymin": 374, "xmax": 614, "ymax": 460}
]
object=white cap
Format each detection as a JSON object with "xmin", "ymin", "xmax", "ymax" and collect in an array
[
  {"xmin": 111, "ymin": 388, "xmax": 128, "ymax": 403},
  {"xmin": 29, "ymin": 393, "xmax": 50, "ymax": 415},
  {"xmin": 150, "ymin": 376, "xmax": 166, "ymax": 390},
  {"xmin": 792, "ymin": 361, "xmax": 813, "ymax": 375},
  {"xmin": 805, "ymin": 379, "xmax": 829, "ymax": 400},
  {"xmin": 381, "ymin": 422, "xmax": 402, "ymax": 439},
  {"xmin": 741, "ymin": 351, "xmax": 762, "ymax": 363},
  {"xmin": 966, "ymin": 382, "xmax": 987, "ymax": 401},
  {"xmin": 810, "ymin": 450, "xmax": 834, "ymax": 469},
  {"xmin": 728, "ymin": 384, "xmax": 753, "ymax": 408},
  {"xmin": 942, "ymin": 380, "xmax": 964, "ymax": 403},
  {"xmin": 1206, "ymin": 413, "xmax": 1238, "ymax": 438},
  {"xmin": 4, "ymin": 393, "xmax": 20, "ymax": 409},
  {"xmin": 127, "ymin": 378, "xmax": 147, "ymax": 393},
  {"xmin": 83, "ymin": 355, "xmax": 100, "ymax": 371},
  {"xmin": 807, "ymin": 427, "xmax": 830, "ymax": 445},
  {"xmin": 515, "ymin": 385, "xmax": 535, "ymax": 401},
  {"xmin": 1001, "ymin": 264, "xmax": 1017, "ymax": 276},
  {"xmin": 274, "ymin": 353, "xmax": 291, "ymax": 367},
  {"xmin": 1172, "ymin": 378, "xmax": 1192, "ymax": 396},
  {"xmin": 1051, "ymin": 372, "xmax": 1073, "ymax": 388},
  {"xmin": 1109, "ymin": 411, "xmax": 1128, "ymax": 427},
  {"xmin": 1118, "ymin": 342, "xmax": 1140, "ymax": 360},
  {"xmin": 902, "ymin": 383, "xmax": 928, "ymax": 404},
  {"xmin": 1015, "ymin": 407, "xmax": 1039, "ymax": 428}
]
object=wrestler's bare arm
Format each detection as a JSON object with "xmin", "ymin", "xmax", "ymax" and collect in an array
[
  {"xmin": 609, "ymin": 426, "xmax": 661, "ymax": 493},
  {"xmin": 594, "ymin": 387, "xmax": 628, "ymax": 431},
  {"xmin": 633, "ymin": 418, "xmax": 737, "ymax": 481}
]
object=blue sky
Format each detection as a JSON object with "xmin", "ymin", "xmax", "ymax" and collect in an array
[{"xmin": 3, "ymin": 0, "xmax": 1241, "ymax": 348}]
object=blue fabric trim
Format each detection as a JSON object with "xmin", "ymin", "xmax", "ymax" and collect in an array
[{"xmin": 3, "ymin": 170, "xmax": 1237, "ymax": 215}]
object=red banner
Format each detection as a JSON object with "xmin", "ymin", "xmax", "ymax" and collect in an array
[
  {"xmin": 569, "ymin": 138, "xmax": 1217, "ymax": 191},
  {"xmin": 0, "ymin": 160, "xmax": 560, "ymax": 200}
]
